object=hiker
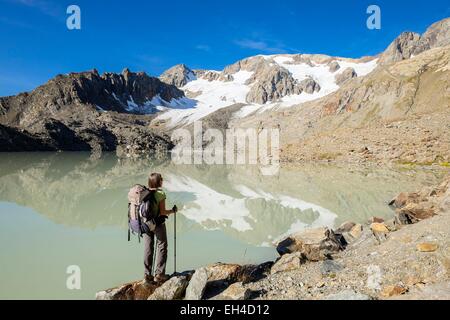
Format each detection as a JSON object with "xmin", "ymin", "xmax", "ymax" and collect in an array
[
  {"xmin": 144, "ymin": 173, "xmax": 178, "ymax": 284},
  {"xmin": 128, "ymin": 173, "xmax": 177, "ymax": 284}
]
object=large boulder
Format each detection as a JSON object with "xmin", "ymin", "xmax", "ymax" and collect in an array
[
  {"xmin": 390, "ymin": 176, "xmax": 449, "ymax": 225},
  {"xmin": 370, "ymin": 223, "xmax": 391, "ymax": 243},
  {"xmin": 335, "ymin": 221, "xmax": 356, "ymax": 234},
  {"xmin": 389, "ymin": 192, "xmax": 422, "ymax": 208},
  {"xmin": 347, "ymin": 224, "xmax": 364, "ymax": 242},
  {"xmin": 201, "ymin": 262, "xmax": 272, "ymax": 299},
  {"xmin": 185, "ymin": 267, "xmax": 208, "ymax": 300},
  {"xmin": 206, "ymin": 263, "xmax": 242, "ymax": 282},
  {"xmin": 334, "ymin": 221, "xmax": 364, "ymax": 244},
  {"xmin": 238, "ymin": 262, "xmax": 274, "ymax": 284},
  {"xmin": 271, "ymin": 252, "xmax": 303, "ymax": 274},
  {"xmin": 211, "ymin": 282, "xmax": 251, "ymax": 300},
  {"xmin": 201, "ymin": 263, "xmax": 243, "ymax": 299},
  {"xmin": 395, "ymin": 202, "xmax": 437, "ymax": 225},
  {"xmin": 96, "ymin": 280, "xmax": 158, "ymax": 300},
  {"xmin": 276, "ymin": 227, "xmax": 344, "ymax": 260},
  {"xmin": 205, "ymin": 262, "xmax": 273, "ymax": 284},
  {"xmin": 148, "ymin": 275, "xmax": 189, "ymax": 300}
]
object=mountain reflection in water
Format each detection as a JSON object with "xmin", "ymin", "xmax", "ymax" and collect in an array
[{"xmin": 0, "ymin": 152, "xmax": 444, "ymax": 246}]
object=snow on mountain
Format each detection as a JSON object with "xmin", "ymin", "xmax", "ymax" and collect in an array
[
  {"xmin": 164, "ymin": 174, "xmax": 338, "ymax": 245},
  {"xmin": 155, "ymin": 54, "xmax": 378, "ymax": 127},
  {"xmin": 237, "ymin": 56, "xmax": 378, "ymax": 117},
  {"xmin": 235, "ymin": 184, "xmax": 337, "ymax": 242},
  {"xmin": 156, "ymin": 70, "xmax": 254, "ymax": 126}
]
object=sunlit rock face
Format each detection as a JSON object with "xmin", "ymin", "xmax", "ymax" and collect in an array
[{"xmin": 160, "ymin": 64, "xmax": 197, "ymax": 88}]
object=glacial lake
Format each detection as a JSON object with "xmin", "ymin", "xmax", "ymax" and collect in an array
[{"xmin": 0, "ymin": 152, "xmax": 447, "ymax": 299}]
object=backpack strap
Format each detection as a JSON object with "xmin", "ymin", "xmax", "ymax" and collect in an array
[
  {"xmin": 138, "ymin": 187, "xmax": 152, "ymax": 203},
  {"xmin": 136, "ymin": 204, "xmax": 143, "ymax": 242},
  {"xmin": 127, "ymin": 203, "xmax": 131, "ymax": 242}
]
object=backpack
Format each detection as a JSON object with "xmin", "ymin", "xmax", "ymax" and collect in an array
[{"xmin": 127, "ymin": 184, "xmax": 158, "ymax": 242}]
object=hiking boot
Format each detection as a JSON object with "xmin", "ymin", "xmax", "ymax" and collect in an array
[
  {"xmin": 144, "ymin": 274, "xmax": 154, "ymax": 284},
  {"xmin": 155, "ymin": 274, "xmax": 170, "ymax": 283}
]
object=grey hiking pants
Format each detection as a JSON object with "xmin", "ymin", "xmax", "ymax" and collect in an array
[{"xmin": 143, "ymin": 223, "xmax": 168, "ymax": 276}]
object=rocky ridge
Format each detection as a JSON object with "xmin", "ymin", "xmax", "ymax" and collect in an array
[
  {"xmin": 194, "ymin": 69, "xmax": 234, "ymax": 82},
  {"xmin": 1, "ymin": 17, "xmax": 449, "ymax": 165},
  {"xmin": 0, "ymin": 69, "xmax": 180, "ymax": 156},
  {"xmin": 246, "ymin": 64, "xmax": 305, "ymax": 104},
  {"xmin": 379, "ymin": 18, "xmax": 450, "ymax": 64},
  {"xmin": 234, "ymin": 42, "xmax": 450, "ymax": 166},
  {"xmin": 1, "ymin": 68, "xmax": 184, "ymax": 122}
]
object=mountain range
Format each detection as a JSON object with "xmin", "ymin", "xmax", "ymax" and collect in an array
[{"xmin": 1, "ymin": 17, "xmax": 449, "ymax": 164}]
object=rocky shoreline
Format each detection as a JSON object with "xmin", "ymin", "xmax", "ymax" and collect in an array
[{"xmin": 96, "ymin": 175, "xmax": 450, "ymax": 300}]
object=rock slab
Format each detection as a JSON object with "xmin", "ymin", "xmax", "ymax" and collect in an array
[
  {"xmin": 271, "ymin": 252, "xmax": 303, "ymax": 274},
  {"xmin": 276, "ymin": 227, "xmax": 344, "ymax": 261},
  {"xmin": 148, "ymin": 276, "xmax": 189, "ymax": 300},
  {"xmin": 96, "ymin": 280, "xmax": 157, "ymax": 300},
  {"xmin": 185, "ymin": 267, "xmax": 208, "ymax": 300}
]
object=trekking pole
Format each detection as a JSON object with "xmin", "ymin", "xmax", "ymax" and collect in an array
[
  {"xmin": 152, "ymin": 237, "xmax": 157, "ymax": 276},
  {"xmin": 174, "ymin": 209, "xmax": 177, "ymax": 274}
]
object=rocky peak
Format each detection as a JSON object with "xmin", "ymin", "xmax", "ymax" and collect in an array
[
  {"xmin": 422, "ymin": 17, "xmax": 450, "ymax": 48},
  {"xmin": 246, "ymin": 64, "xmax": 303, "ymax": 104},
  {"xmin": 78, "ymin": 69, "xmax": 185, "ymax": 112},
  {"xmin": 159, "ymin": 64, "xmax": 196, "ymax": 88},
  {"xmin": 121, "ymin": 68, "xmax": 133, "ymax": 81},
  {"xmin": 379, "ymin": 32, "xmax": 429, "ymax": 65},
  {"xmin": 379, "ymin": 17, "xmax": 450, "ymax": 65},
  {"xmin": 0, "ymin": 69, "xmax": 185, "ymax": 130}
]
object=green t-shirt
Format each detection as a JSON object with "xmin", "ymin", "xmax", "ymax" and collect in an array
[
  {"xmin": 154, "ymin": 189, "xmax": 166, "ymax": 205},
  {"xmin": 150, "ymin": 189, "xmax": 166, "ymax": 216}
]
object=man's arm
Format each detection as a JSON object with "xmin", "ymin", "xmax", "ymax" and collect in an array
[{"xmin": 159, "ymin": 199, "xmax": 175, "ymax": 216}]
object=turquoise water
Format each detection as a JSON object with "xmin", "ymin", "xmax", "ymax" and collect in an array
[{"xmin": 0, "ymin": 152, "xmax": 445, "ymax": 299}]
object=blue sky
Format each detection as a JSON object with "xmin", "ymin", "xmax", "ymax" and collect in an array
[{"xmin": 0, "ymin": 0, "xmax": 449, "ymax": 96}]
